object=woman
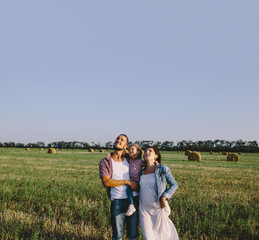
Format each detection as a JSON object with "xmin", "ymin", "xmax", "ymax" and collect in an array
[{"xmin": 139, "ymin": 146, "xmax": 179, "ymax": 240}]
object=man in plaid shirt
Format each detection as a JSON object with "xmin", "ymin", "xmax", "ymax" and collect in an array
[{"xmin": 99, "ymin": 134, "xmax": 139, "ymax": 240}]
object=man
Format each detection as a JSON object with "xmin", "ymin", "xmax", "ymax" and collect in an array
[{"xmin": 99, "ymin": 134, "xmax": 139, "ymax": 240}]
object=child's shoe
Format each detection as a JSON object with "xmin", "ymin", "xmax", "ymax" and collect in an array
[{"xmin": 125, "ymin": 204, "xmax": 136, "ymax": 216}]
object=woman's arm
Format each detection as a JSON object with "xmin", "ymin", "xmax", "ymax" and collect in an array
[{"xmin": 161, "ymin": 165, "xmax": 178, "ymax": 201}]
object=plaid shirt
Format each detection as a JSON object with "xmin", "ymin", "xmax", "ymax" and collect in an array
[{"xmin": 99, "ymin": 153, "xmax": 114, "ymax": 198}]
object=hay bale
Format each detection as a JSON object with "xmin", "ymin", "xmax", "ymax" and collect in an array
[
  {"xmin": 185, "ymin": 150, "xmax": 192, "ymax": 156},
  {"xmin": 227, "ymin": 153, "xmax": 239, "ymax": 162},
  {"xmin": 25, "ymin": 148, "xmax": 30, "ymax": 151},
  {"xmin": 210, "ymin": 151, "xmax": 213, "ymax": 154},
  {"xmin": 222, "ymin": 152, "xmax": 228, "ymax": 155},
  {"xmin": 48, "ymin": 148, "xmax": 56, "ymax": 154},
  {"xmin": 39, "ymin": 148, "xmax": 43, "ymax": 151},
  {"xmin": 188, "ymin": 151, "xmax": 201, "ymax": 161},
  {"xmin": 89, "ymin": 148, "xmax": 94, "ymax": 152},
  {"xmin": 100, "ymin": 149, "xmax": 105, "ymax": 152}
]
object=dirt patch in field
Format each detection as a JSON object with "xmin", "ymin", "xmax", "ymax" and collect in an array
[{"xmin": 0, "ymin": 156, "xmax": 13, "ymax": 160}]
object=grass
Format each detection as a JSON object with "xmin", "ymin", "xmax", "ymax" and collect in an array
[{"xmin": 0, "ymin": 148, "xmax": 258, "ymax": 239}]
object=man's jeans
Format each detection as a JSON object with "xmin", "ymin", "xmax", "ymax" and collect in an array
[{"xmin": 110, "ymin": 196, "xmax": 139, "ymax": 240}]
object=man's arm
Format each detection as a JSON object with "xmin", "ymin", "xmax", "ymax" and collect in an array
[{"xmin": 101, "ymin": 176, "xmax": 138, "ymax": 190}]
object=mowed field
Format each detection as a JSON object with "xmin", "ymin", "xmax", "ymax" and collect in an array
[{"xmin": 0, "ymin": 148, "xmax": 258, "ymax": 240}]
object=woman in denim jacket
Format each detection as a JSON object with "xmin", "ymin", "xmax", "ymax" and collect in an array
[{"xmin": 139, "ymin": 146, "xmax": 179, "ymax": 240}]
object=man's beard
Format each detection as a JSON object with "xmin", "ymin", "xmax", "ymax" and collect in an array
[{"xmin": 113, "ymin": 145, "xmax": 123, "ymax": 151}]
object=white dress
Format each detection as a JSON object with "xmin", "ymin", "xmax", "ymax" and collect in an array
[{"xmin": 139, "ymin": 173, "xmax": 179, "ymax": 240}]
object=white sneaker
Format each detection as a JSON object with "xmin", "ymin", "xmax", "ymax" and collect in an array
[{"xmin": 125, "ymin": 204, "xmax": 136, "ymax": 216}]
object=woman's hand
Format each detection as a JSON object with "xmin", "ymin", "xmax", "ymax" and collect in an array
[{"xmin": 160, "ymin": 196, "xmax": 167, "ymax": 208}]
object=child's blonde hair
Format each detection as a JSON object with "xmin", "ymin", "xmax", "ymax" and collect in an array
[{"xmin": 129, "ymin": 144, "xmax": 142, "ymax": 159}]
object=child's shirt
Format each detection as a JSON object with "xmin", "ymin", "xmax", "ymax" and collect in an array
[{"xmin": 129, "ymin": 158, "xmax": 145, "ymax": 183}]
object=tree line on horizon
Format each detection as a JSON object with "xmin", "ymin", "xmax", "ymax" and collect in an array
[{"xmin": 0, "ymin": 139, "xmax": 258, "ymax": 153}]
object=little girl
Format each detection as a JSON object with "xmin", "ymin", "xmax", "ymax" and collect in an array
[{"xmin": 125, "ymin": 144, "xmax": 146, "ymax": 216}]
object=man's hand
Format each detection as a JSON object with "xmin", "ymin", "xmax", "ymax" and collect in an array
[
  {"xmin": 126, "ymin": 180, "xmax": 139, "ymax": 191},
  {"xmin": 160, "ymin": 196, "xmax": 167, "ymax": 209},
  {"xmin": 102, "ymin": 176, "xmax": 128, "ymax": 188},
  {"xmin": 101, "ymin": 177, "xmax": 139, "ymax": 191}
]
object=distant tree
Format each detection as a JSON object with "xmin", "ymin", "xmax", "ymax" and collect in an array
[
  {"xmin": 195, "ymin": 140, "xmax": 205, "ymax": 151},
  {"xmin": 36, "ymin": 142, "xmax": 45, "ymax": 148},
  {"xmin": 234, "ymin": 139, "xmax": 247, "ymax": 152},
  {"xmin": 91, "ymin": 142, "xmax": 101, "ymax": 149},
  {"xmin": 26, "ymin": 143, "xmax": 38, "ymax": 148},
  {"xmin": 1, "ymin": 139, "xmax": 258, "ymax": 152},
  {"xmin": 169, "ymin": 141, "xmax": 174, "ymax": 150},
  {"xmin": 136, "ymin": 140, "xmax": 154, "ymax": 149},
  {"xmin": 204, "ymin": 140, "xmax": 214, "ymax": 151},
  {"xmin": 4, "ymin": 142, "xmax": 16, "ymax": 147},
  {"xmin": 82, "ymin": 142, "xmax": 90, "ymax": 149},
  {"xmin": 155, "ymin": 141, "xmax": 162, "ymax": 149},
  {"xmin": 177, "ymin": 140, "xmax": 189, "ymax": 151},
  {"xmin": 56, "ymin": 141, "xmax": 65, "ymax": 149},
  {"xmin": 105, "ymin": 141, "xmax": 113, "ymax": 149},
  {"xmin": 247, "ymin": 141, "xmax": 258, "ymax": 153},
  {"xmin": 66, "ymin": 142, "xmax": 72, "ymax": 149},
  {"xmin": 176, "ymin": 141, "xmax": 185, "ymax": 151},
  {"xmin": 16, "ymin": 143, "xmax": 25, "ymax": 148},
  {"xmin": 219, "ymin": 140, "xmax": 226, "ymax": 149},
  {"xmin": 186, "ymin": 140, "xmax": 194, "ymax": 150},
  {"xmin": 213, "ymin": 139, "xmax": 221, "ymax": 151},
  {"xmin": 160, "ymin": 141, "xmax": 174, "ymax": 151},
  {"xmin": 225, "ymin": 141, "xmax": 234, "ymax": 151}
]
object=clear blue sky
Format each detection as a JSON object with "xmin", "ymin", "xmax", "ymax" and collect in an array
[{"xmin": 1, "ymin": 0, "xmax": 258, "ymax": 144}]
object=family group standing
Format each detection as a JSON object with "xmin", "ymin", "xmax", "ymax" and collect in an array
[{"xmin": 99, "ymin": 134, "xmax": 179, "ymax": 240}]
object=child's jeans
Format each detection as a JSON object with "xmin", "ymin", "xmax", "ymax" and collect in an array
[{"xmin": 126, "ymin": 186, "xmax": 134, "ymax": 205}]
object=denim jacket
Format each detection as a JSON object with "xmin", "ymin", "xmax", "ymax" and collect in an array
[{"xmin": 140, "ymin": 164, "xmax": 178, "ymax": 201}]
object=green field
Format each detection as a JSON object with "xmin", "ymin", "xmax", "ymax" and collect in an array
[{"xmin": 0, "ymin": 148, "xmax": 258, "ymax": 239}]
